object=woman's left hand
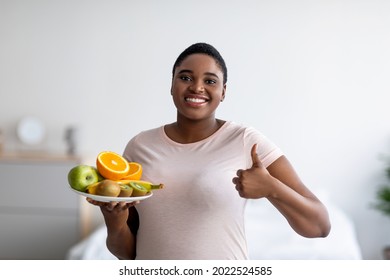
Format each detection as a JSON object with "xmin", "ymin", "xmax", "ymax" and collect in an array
[{"xmin": 232, "ymin": 144, "xmax": 276, "ymax": 199}]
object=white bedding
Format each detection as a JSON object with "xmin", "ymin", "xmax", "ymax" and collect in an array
[
  {"xmin": 67, "ymin": 198, "xmax": 362, "ymax": 260},
  {"xmin": 245, "ymin": 199, "xmax": 362, "ymax": 259}
]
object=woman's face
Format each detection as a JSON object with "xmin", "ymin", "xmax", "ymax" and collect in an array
[{"xmin": 171, "ymin": 54, "xmax": 226, "ymax": 122}]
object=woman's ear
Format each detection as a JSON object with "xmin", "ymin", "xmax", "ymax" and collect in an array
[{"xmin": 221, "ymin": 84, "xmax": 226, "ymax": 102}]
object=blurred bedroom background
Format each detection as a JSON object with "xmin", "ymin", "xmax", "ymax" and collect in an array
[{"xmin": 0, "ymin": 0, "xmax": 389, "ymax": 260}]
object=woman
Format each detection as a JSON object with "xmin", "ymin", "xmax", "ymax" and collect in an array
[{"xmin": 87, "ymin": 42, "xmax": 331, "ymax": 260}]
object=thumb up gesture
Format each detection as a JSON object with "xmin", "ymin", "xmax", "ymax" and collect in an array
[{"xmin": 232, "ymin": 144, "xmax": 275, "ymax": 199}]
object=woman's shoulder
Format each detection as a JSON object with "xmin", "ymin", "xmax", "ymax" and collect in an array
[
  {"xmin": 225, "ymin": 121, "xmax": 279, "ymax": 148},
  {"xmin": 122, "ymin": 125, "xmax": 164, "ymax": 159},
  {"xmin": 219, "ymin": 121, "xmax": 273, "ymax": 147},
  {"xmin": 224, "ymin": 121, "xmax": 263, "ymax": 137},
  {"xmin": 125, "ymin": 125, "xmax": 163, "ymax": 146},
  {"xmin": 135, "ymin": 126, "xmax": 163, "ymax": 137}
]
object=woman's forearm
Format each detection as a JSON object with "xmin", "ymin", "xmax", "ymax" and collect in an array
[
  {"xmin": 267, "ymin": 179, "xmax": 331, "ymax": 238},
  {"xmin": 266, "ymin": 156, "xmax": 331, "ymax": 238},
  {"xmin": 106, "ymin": 224, "xmax": 136, "ymax": 260}
]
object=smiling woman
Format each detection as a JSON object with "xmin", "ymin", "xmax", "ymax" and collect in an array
[{"xmin": 86, "ymin": 42, "xmax": 330, "ymax": 260}]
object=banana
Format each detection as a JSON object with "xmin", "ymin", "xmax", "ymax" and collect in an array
[
  {"xmin": 86, "ymin": 181, "xmax": 100, "ymax": 194},
  {"xmin": 117, "ymin": 179, "xmax": 164, "ymax": 192}
]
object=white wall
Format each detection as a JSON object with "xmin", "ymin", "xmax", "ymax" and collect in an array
[{"xmin": 1, "ymin": 0, "xmax": 390, "ymax": 259}]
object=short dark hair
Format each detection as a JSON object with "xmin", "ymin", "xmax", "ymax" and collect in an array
[{"xmin": 172, "ymin": 42, "xmax": 228, "ymax": 84}]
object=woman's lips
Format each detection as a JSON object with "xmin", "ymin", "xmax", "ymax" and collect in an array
[
  {"xmin": 184, "ymin": 96, "xmax": 209, "ymax": 107},
  {"xmin": 185, "ymin": 97, "xmax": 208, "ymax": 103}
]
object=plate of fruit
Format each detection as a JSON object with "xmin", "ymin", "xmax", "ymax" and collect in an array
[{"xmin": 67, "ymin": 151, "xmax": 163, "ymax": 203}]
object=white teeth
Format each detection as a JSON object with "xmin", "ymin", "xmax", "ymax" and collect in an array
[{"xmin": 185, "ymin": 97, "xmax": 207, "ymax": 103}]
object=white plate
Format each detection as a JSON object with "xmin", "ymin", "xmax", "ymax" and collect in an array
[{"xmin": 69, "ymin": 186, "xmax": 153, "ymax": 203}]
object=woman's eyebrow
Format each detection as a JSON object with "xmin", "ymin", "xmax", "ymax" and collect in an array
[
  {"xmin": 205, "ymin": 72, "xmax": 220, "ymax": 79},
  {"xmin": 178, "ymin": 69, "xmax": 220, "ymax": 79},
  {"xmin": 178, "ymin": 69, "xmax": 192, "ymax": 74}
]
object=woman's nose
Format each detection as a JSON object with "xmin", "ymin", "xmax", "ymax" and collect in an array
[{"xmin": 190, "ymin": 81, "xmax": 204, "ymax": 93}]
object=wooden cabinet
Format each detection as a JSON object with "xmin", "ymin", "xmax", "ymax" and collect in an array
[{"xmin": 0, "ymin": 153, "xmax": 83, "ymax": 259}]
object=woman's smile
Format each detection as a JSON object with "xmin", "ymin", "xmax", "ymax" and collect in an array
[{"xmin": 184, "ymin": 94, "xmax": 210, "ymax": 107}]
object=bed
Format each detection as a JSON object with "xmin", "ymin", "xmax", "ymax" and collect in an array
[{"xmin": 66, "ymin": 196, "xmax": 362, "ymax": 260}]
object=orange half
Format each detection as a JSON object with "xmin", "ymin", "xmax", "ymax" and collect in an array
[
  {"xmin": 121, "ymin": 162, "xmax": 143, "ymax": 180},
  {"xmin": 96, "ymin": 151, "xmax": 129, "ymax": 180}
]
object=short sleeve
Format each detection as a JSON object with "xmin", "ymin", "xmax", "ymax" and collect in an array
[{"xmin": 243, "ymin": 126, "xmax": 283, "ymax": 168}]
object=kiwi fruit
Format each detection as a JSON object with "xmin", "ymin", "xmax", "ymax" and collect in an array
[
  {"xmin": 118, "ymin": 184, "xmax": 133, "ymax": 197},
  {"xmin": 95, "ymin": 180, "xmax": 121, "ymax": 197},
  {"xmin": 129, "ymin": 182, "xmax": 148, "ymax": 197}
]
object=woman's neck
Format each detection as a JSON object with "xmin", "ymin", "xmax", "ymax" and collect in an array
[{"xmin": 165, "ymin": 117, "xmax": 225, "ymax": 144}]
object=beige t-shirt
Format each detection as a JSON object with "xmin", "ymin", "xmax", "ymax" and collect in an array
[{"xmin": 123, "ymin": 121, "xmax": 283, "ymax": 259}]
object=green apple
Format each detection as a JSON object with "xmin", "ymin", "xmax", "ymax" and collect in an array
[{"xmin": 68, "ymin": 165, "xmax": 100, "ymax": 192}]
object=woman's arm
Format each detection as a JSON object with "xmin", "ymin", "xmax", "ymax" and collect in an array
[
  {"xmin": 233, "ymin": 144, "xmax": 331, "ymax": 238},
  {"xmin": 265, "ymin": 156, "xmax": 331, "ymax": 237},
  {"xmin": 87, "ymin": 199, "xmax": 138, "ymax": 259}
]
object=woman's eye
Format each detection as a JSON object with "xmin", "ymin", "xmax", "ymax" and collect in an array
[
  {"xmin": 205, "ymin": 79, "xmax": 216, "ymax": 84},
  {"xmin": 179, "ymin": 76, "xmax": 191, "ymax": 81}
]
